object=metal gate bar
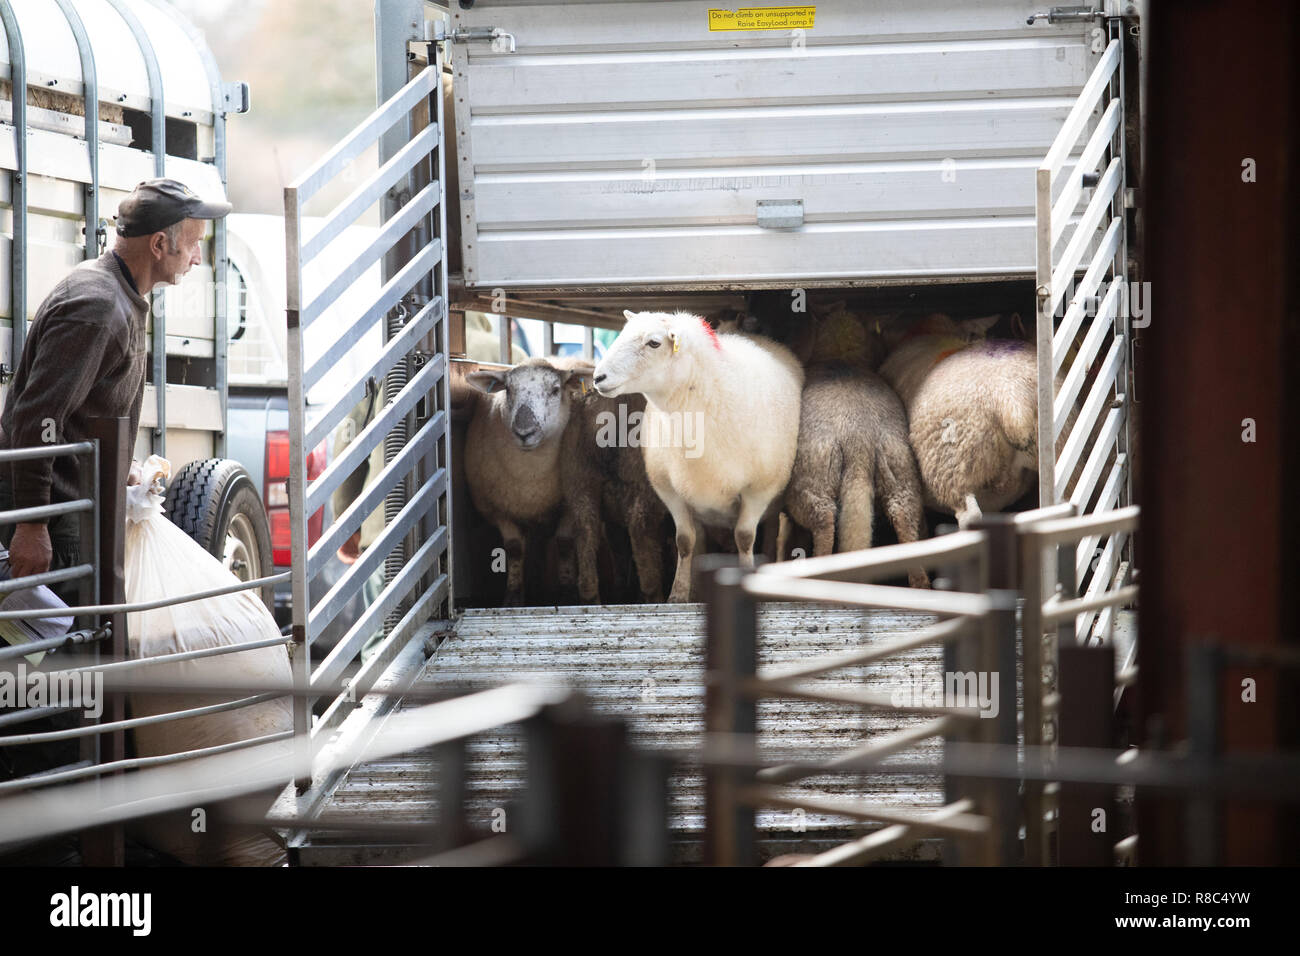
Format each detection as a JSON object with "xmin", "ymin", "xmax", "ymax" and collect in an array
[
  {"xmin": 285, "ymin": 56, "xmax": 452, "ymax": 795},
  {"xmin": 106, "ymin": 0, "xmax": 169, "ymax": 458},
  {"xmin": 0, "ymin": 1, "xmax": 27, "ymax": 359}
]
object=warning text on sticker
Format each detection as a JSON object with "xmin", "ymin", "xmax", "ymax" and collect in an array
[{"xmin": 708, "ymin": 6, "xmax": 816, "ymax": 31}]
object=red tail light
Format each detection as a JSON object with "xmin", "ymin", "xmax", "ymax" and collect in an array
[{"xmin": 265, "ymin": 430, "xmax": 326, "ymax": 566}]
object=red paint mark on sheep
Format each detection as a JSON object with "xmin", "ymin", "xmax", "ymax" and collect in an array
[{"xmin": 698, "ymin": 316, "xmax": 723, "ymax": 350}]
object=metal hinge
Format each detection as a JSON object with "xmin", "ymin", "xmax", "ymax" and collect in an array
[{"xmin": 1026, "ymin": 6, "xmax": 1105, "ymax": 25}]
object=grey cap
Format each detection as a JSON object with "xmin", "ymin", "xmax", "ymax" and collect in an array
[{"xmin": 115, "ymin": 178, "xmax": 232, "ymax": 237}]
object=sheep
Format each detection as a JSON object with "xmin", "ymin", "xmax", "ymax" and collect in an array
[
  {"xmin": 464, "ymin": 357, "xmax": 593, "ymax": 605},
  {"xmin": 560, "ymin": 387, "xmax": 669, "ymax": 603},
  {"xmin": 772, "ymin": 304, "xmax": 930, "ymax": 586},
  {"xmin": 592, "ymin": 310, "xmax": 803, "ymax": 602},
  {"xmin": 792, "ymin": 300, "xmax": 890, "ymax": 370},
  {"xmin": 878, "ymin": 314, "xmax": 1040, "ymax": 527},
  {"xmin": 780, "ymin": 361, "xmax": 931, "ymax": 588}
]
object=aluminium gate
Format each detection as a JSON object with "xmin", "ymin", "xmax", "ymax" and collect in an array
[
  {"xmin": 284, "ymin": 49, "xmax": 453, "ymax": 801},
  {"xmin": 1032, "ymin": 28, "xmax": 1135, "ymax": 646}
]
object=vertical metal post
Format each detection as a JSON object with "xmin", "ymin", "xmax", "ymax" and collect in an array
[
  {"xmin": 434, "ymin": 737, "xmax": 467, "ymax": 852},
  {"xmin": 1020, "ymin": 527, "xmax": 1048, "ymax": 865},
  {"xmin": 703, "ymin": 564, "xmax": 758, "ymax": 866},
  {"xmin": 106, "ymin": 0, "xmax": 168, "ymax": 458},
  {"xmin": 52, "ymin": 0, "xmax": 99, "ymax": 264},
  {"xmin": 1034, "ymin": 161, "xmax": 1057, "ymax": 513},
  {"xmin": 1185, "ymin": 644, "xmax": 1222, "ymax": 866},
  {"xmin": 284, "ymin": 187, "xmax": 312, "ymax": 791},
  {"xmin": 987, "ymin": 591, "xmax": 1020, "ymax": 866},
  {"xmin": 1057, "ymin": 642, "xmax": 1115, "ymax": 865},
  {"xmin": 376, "ymin": 0, "xmax": 425, "ymax": 634},
  {"xmin": 0, "ymin": 1, "xmax": 28, "ymax": 360},
  {"xmin": 497, "ymin": 312, "xmax": 510, "ymax": 364},
  {"xmin": 941, "ymin": 543, "xmax": 984, "ymax": 864},
  {"xmin": 520, "ymin": 699, "xmax": 629, "ymax": 865},
  {"xmin": 154, "ymin": 0, "xmax": 236, "ymax": 458},
  {"xmin": 79, "ymin": 417, "xmax": 128, "ymax": 866},
  {"xmin": 73, "ymin": 439, "xmax": 98, "ymax": 788},
  {"xmin": 1110, "ymin": 18, "xmax": 1134, "ymax": 571},
  {"xmin": 210, "ymin": 61, "xmax": 231, "ymax": 461},
  {"xmin": 428, "ymin": 41, "xmax": 454, "ymax": 618},
  {"xmin": 582, "ymin": 325, "xmax": 594, "ymax": 361},
  {"xmin": 970, "ymin": 514, "xmax": 1020, "ymax": 865},
  {"xmin": 622, "ymin": 749, "xmax": 671, "ymax": 866},
  {"xmin": 543, "ymin": 321, "xmax": 554, "ymax": 357},
  {"xmin": 1057, "ymin": 541, "xmax": 1078, "ymax": 646}
]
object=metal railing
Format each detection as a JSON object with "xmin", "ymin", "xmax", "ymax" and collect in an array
[
  {"xmin": 0, "ymin": 421, "xmax": 292, "ymax": 866},
  {"xmin": 1018, "ymin": 503, "xmax": 1139, "ymax": 865},
  {"xmin": 702, "ymin": 519, "xmax": 1029, "ymax": 866},
  {"xmin": 1034, "ymin": 28, "xmax": 1134, "ymax": 647},
  {"xmin": 284, "ymin": 46, "xmax": 452, "ymax": 819},
  {"xmin": 701, "ymin": 504, "xmax": 1140, "ymax": 866},
  {"xmin": 0, "ymin": 676, "xmax": 672, "ymax": 867}
]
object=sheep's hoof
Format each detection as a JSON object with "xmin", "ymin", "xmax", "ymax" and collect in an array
[
  {"xmin": 668, "ymin": 586, "xmax": 693, "ymax": 603},
  {"xmin": 909, "ymin": 570, "xmax": 932, "ymax": 590},
  {"xmin": 502, "ymin": 591, "xmax": 525, "ymax": 608},
  {"xmin": 641, "ymin": 589, "xmax": 664, "ymax": 605}
]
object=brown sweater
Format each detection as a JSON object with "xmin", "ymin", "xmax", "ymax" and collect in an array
[{"xmin": 0, "ymin": 251, "xmax": 148, "ymax": 515}]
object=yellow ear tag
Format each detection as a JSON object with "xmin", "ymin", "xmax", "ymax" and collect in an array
[
  {"xmin": 875, "ymin": 320, "xmax": 882, "ymax": 335},
  {"xmin": 671, "ymin": 333, "xmax": 680, "ymax": 354}
]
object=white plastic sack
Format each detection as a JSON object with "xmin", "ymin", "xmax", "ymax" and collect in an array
[{"xmin": 124, "ymin": 455, "xmax": 291, "ymax": 866}]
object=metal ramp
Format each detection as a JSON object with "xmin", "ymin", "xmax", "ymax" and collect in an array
[{"xmin": 294, "ymin": 602, "xmax": 946, "ymax": 865}]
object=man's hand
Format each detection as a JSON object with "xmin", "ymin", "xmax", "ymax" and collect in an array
[
  {"xmin": 127, "ymin": 459, "xmax": 143, "ymax": 486},
  {"xmin": 338, "ymin": 530, "xmax": 362, "ymax": 565},
  {"xmin": 8, "ymin": 522, "xmax": 52, "ymax": 578}
]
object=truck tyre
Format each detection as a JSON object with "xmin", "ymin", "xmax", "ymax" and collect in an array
[{"xmin": 164, "ymin": 459, "xmax": 275, "ymax": 611}]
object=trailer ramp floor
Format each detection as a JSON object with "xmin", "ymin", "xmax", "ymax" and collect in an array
[{"xmin": 296, "ymin": 602, "xmax": 949, "ymax": 865}]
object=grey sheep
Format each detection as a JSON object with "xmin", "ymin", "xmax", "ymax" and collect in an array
[
  {"xmin": 781, "ymin": 359, "xmax": 931, "ymax": 589},
  {"xmin": 464, "ymin": 357, "xmax": 592, "ymax": 605}
]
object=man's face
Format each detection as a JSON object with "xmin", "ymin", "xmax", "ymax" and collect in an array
[{"xmin": 156, "ymin": 218, "xmax": 206, "ymax": 286}]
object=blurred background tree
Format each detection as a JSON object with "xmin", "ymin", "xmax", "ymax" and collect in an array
[{"xmin": 168, "ymin": 0, "xmax": 380, "ymax": 217}]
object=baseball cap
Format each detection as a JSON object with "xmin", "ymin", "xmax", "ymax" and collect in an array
[{"xmin": 115, "ymin": 178, "xmax": 233, "ymax": 237}]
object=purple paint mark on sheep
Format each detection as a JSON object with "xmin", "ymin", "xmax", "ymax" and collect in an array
[{"xmin": 971, "ymin": 339, "xmax": 1034, "ymax": 357}]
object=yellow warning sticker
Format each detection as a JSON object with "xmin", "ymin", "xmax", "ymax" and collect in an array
[{"xmin": 708, "ymin": 6, "xmax": 816, "ymax": 31}]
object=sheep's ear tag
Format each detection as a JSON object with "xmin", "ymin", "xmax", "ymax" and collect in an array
[
  {"xmin": 875, "ymin": 320, "xmax": 882, "ymax": 335},
  {"xmin": 671, "ymin": 333, "xmax": 680, "ymax": 354}
]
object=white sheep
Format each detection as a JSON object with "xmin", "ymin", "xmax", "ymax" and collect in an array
[
  {"xmin": 878, "ymin": 314, "xmax": 1039, "ymax": 527},
  {"xmin": 465, "ymin": 357, "xmax": 593, "ymax": 604},
  {"xmin": 592, "ymin": 310, "xmax": 803, "ymax": 602}
]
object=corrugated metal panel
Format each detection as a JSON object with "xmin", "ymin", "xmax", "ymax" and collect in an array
[
  {"xmin": 450, "ymin": 0, "xmax": 1103, "ymax": 290},
  {"xmin": 314, "ymin": 602, "xmax": 950, "ymax": 863}
]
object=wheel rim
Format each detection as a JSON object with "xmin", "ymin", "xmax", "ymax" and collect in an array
[{"xmin": 223, "ymin": 512, "xmax": 261, "ymax": 582}]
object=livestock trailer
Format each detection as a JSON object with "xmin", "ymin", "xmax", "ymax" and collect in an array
[
  {"xmin": 274, "ymin": 0, "xmax": 1144, "ymax": 864},
  {"xmin": 0, "ymin": 0, "xmax": 277, "ymax": 594}
]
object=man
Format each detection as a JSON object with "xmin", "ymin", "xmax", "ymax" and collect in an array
[{"xmin": 0, "ymin": 179, "xmax": 232, "ymax": 589}]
